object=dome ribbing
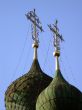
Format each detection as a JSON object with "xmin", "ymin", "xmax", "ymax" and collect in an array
[
  {"xmin": 5, "ymin": 59, "xmax": 52, "ymax": 110},
  {"xmin": 36, "ymin": 69, "xmax": 82, "ymax": 110}
]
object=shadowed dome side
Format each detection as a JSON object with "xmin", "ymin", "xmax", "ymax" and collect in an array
[
  {"xmin": 36, "ymin": 70, "xmax": 82, "ymax": 110},
  {"xmin": 5, "ymin": 59, "xmax": 52, "ymax": 110}
]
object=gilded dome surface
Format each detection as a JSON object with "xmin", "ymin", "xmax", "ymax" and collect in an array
[
  {"xmin": 5, "ymin": 59, "xmax": 52, "ymax": 110},
  {"xmin": 36, "ymin": 70, "xmax": 82, "ymax": 110}
]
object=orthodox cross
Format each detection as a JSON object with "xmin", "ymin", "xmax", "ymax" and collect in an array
[
  {"xmin": 25, "ymin": 9, "xmax": 44, "ymax": 59},
  {"xmin": 48, "ymin": 20, "xmax": 64, "ymax": 70},
  {"xmin": 25, "ymin": 9, "xmax": 44, "ymax": 44},
  {"xmin": 48, "ymin": 20, "xmax": 64, "ymax": 57}
]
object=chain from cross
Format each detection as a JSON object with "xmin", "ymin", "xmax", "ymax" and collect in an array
[
  {"xmin": 26, "ymin": 9, "xmax": 44, "ymax": 43},
  {"xmin": 48, "ymin": 20, "xmax": 64, "ymax": 51}
]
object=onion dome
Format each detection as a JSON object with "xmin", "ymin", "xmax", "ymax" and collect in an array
[
  {"xmin": 36, "ymin": 69, "xmax": 82, "ymax": 110},
  {"xmin": 5, "ymin": 59, "xmax": 52, "ymax": 110},
  {"xmin": 5, "ymin": 9, "xmax": 52, "ymax": 110},
  {"xmin": 36, "ymin": 20, "xmax": 82, "ymax": 110}
]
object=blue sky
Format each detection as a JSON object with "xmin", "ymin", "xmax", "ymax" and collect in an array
[{"xmin": 0, "ymin": 0, "xmax": 82, "ymax": 109}]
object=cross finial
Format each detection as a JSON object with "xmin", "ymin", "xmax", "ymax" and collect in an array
[
  {"xmin": 25, "ymin": 9, "xmax": 44, "ymax": 59},
  {"xmin": 48, "ymin": 20, "xmax": 64, "ymax": 57},
  {"xmin": 48, "ymin": 20, "xmax": 64, "ymax": 70},
  {"xmin": 26, "ymin": 9, "xmax": 44, "ymax": 44}
]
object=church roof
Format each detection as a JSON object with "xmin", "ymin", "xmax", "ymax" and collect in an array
[
  {"xmin": 5, "ymin": 59, "xmax": 52, "ymax": 110},
  {"xmin": 36, "ymin": 69, "xmax": 82, "ymax": 110}
]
